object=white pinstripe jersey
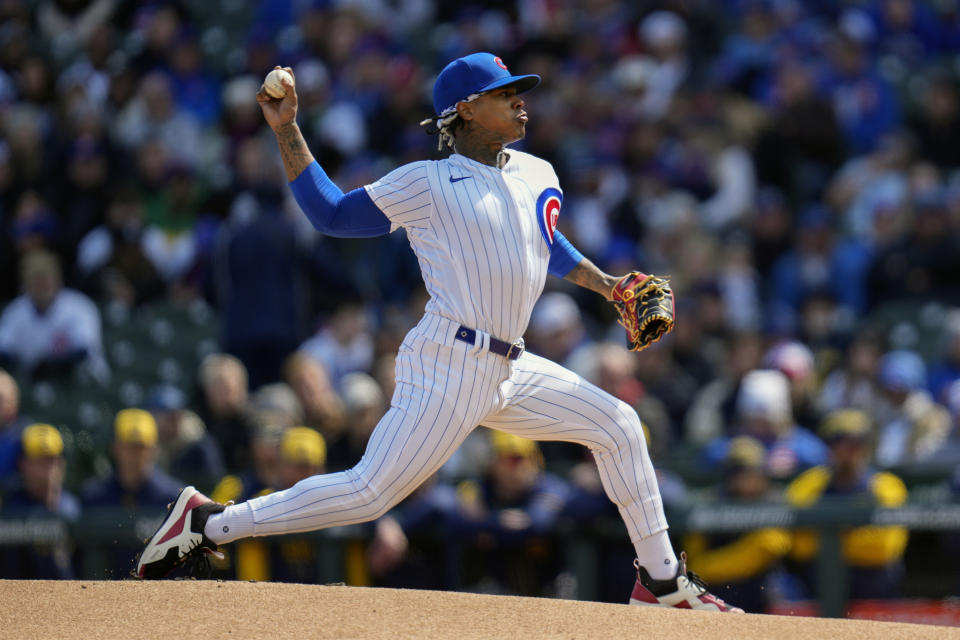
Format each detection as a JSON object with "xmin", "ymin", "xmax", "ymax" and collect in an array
[{"xmin": 365, "ymin": 150, "xmax": 563, "ymax": 343}]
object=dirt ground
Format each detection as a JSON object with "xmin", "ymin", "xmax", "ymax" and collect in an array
[{"xmin": 1, "ymin": 580, "xmax": 958, "ymax": 640}]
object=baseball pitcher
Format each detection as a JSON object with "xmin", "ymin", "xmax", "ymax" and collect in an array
[{"xmin": 135, "ymin": 52, "xmax": 739, "ymax": 612}]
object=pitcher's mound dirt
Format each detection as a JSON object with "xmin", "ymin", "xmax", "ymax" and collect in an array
[{"xmin": 1, "ymin": 580, "xmax": 958, "ymax": 640}]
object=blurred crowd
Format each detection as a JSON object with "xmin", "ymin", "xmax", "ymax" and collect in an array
[{"xmin": 3, "ymin": 0, "xmax": 960, "ymax": 612}]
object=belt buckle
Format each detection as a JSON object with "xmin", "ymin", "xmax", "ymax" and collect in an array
[{"xmin": 506, "ymin": 338, "xmax": 525, "ymax": 360}]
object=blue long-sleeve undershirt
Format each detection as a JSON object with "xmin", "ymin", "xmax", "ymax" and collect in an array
[
  {"xmin": 289, "ymin": 160, "xmax": 584, "ymax": 277},
  {"xmin": 289, "ymin": 161, "xmax": 392, "ymax": 237}
]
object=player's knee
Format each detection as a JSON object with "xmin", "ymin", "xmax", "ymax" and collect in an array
[
  {"xmin": 348, "ymin": 467, "xmax": 398, "ymax": 520},
  {"xmin": 609, "ymin": 409, "xmax": 648, "ymax": 453}
]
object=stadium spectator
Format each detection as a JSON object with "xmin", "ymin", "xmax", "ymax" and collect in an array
[
  {"xmin": 0, "ymin": 249, "xmax": 109, "ymax": 384},
  {"xmin": 0, "ymin": 369, "xmax": 29, "ymax": 484},
  {"xmin": 76, "ymin": 186, "xmax": 165, "ymax": 307},
  {"xmin": 785, "ymin": 409, "xmax": 909, "ymax": 600},
  {"xmin": 113, "ymin": 71, "xmax": 202, "ymax": 170},
  {"xmin": 753, "ymin": 62, "xmax": 844, "ymax": 205},
  {"xmin": 147, "ymin": 384, "xmax": 224, "ymax": 491},
  {"xmin": 328, "ymin": 372, "xmax": 386, "ymax": 472},
  {"xmin": 763, "ymin": 341, "xmax": 824, "ymax": 432},
  {"xmin": 630, "ymin": 340, "xmax": 700, "ymax": 442},
  {"xmin": 82, "ymin": 408, "xmax": 181, "ymax": 507},
  {"xmin": 212, "ymin": 155, "xmax": 309, "ymax": 388},
  {"xmin": 299, "ymin": 301, "xmax": 375, "ymax": 390},
  {"xmin": 207, "ymin": 419, "xmax": 284, "ymax": 579},
  {"xmin": 80, "ymin": 408, "xmax": 182, "ymax": 578},
  {"xmin": 927, "ymin": 309, "xmax": 960, "ymax": 403},
  {"xmin": 140, "ymin": 165, "xmax": 209, "ymax": 293},
  {"xmin": 636, "ymin": 11, "xmax": 690, "ymax": 120},
  {"xmin": 211, "ymin": 421, "xmax": 284, "ymax": 507},
  {"xmin": 767, "ymin": 204, "xmax": 873, "ymax": 331},
  {"xmin": 525, "ymin": 291, "xmax": 589, "ymax": 369},
  {"xmin": 197, "ymin": 353, "xmax": 253, "ymax": 473},
  {"xmin": 282, "ymin": 351, "xmax": 345, "ymax": 452},
  {"xmin": 684, "ymin": 436, "xmax": 791, "ymax": 613},
  {"xmin": 215, "ymin": 425, "xmax": 328, "ymax": 583},
  {"xmin": 925, "ymin": 380, "xmax": 960, "ymax": 467},
  {"xmin": 908, "ymin": 70, "xmax": 960, "ymax": 169},
  {"xmin": 867, "ymin": 188, "xmax": 960, "ymax": 307},
  {"xmin": 702, "ymin": 369, "xmax": 828, "ymax": 478},
  {"xmin": 366, "ymin": 473, "xmax": 459, "ymax": 590},
  {"xmin": 822, "ymin": 31, "xmax": 900, "ymax": 154},
  {"xmin": 872, "ymin": 349, "xmax": 951, "ymax": 467},
  {"xmin": 0, "ymin": 424, "xmax": 80, "ymax": 578},
  {"xmin": 817, "ymin": 331, "xmax": 884, "ymax": 415},
  {"xmin": 686, "ymin": 331, "xmax": 765, "ymax": 445},
  {"xmin": 249, "ymin": 381, "xmax": 303, "ymax": 424},
  {"xmin": 447, "ymin": 432, "xmax": 571, "ymax": 597}
]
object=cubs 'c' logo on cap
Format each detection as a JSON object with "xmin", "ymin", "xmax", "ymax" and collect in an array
[
  {"xmin": 494, "ymin": 56, "xmax": 508, "ymax": 70},
  {"xmin": 535, "ymin": 188, "xmax": 562, "ymax": 248}
]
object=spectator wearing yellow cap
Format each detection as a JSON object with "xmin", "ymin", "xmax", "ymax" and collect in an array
[
  {"xmin": 277, "ymin": 426, "xmax": 326, "ymax": 490},
  {"xmin": 80, "ymin": 409, "xmax": 183, "ymax": 578},
  {"xmin": 0, "ymin": 423, "xmax": 80, "ymax": 578},
  {"xmin": 222, "ymin": 426, "xmax": 329, "ymax": 584},
  {"xmin": 785, "ymin": 409, "xmax": 908, "ymax": 600},
  {"xmin": 82, "ymin": 409, "xmax": 182, "ymax": 510},
  {"xmin": 448, "ymin": 430, "xmax": 572, "ymax": 597},
  {"xmin": 684, "ymin": 436, "xmax": 791, "ymax": 613}
]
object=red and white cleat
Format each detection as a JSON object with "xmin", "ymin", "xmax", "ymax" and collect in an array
[
  {"xmin": 135, "ymin": 486, "xmax": 226, "ymax": 579},
  {"xmin": 629, "ymin": 553, "xmax": 744, "ymax": 613}
]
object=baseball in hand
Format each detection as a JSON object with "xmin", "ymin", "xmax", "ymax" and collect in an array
[{"xmin": 263, "ymin": 68, "xmax": 293, "ymax": 99}]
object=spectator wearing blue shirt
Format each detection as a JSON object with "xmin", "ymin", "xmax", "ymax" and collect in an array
[
  {"xmin": 0, "ymin": 424, "xmax": 80, "ymax": 578},
  {"xmin": 81, "ymin": 408, "xmax": 182, "ymax": 510},
  {"xmin": 165, "ymin": 30, "xmax": 221, "ymax": 127},
  {"xmin": 873, "ymin": 349, "xmax": 951, "ymax": 467},
  {"xmin": 81, "ymin": 408, "xmax": 182, "ymax": 578},
  {"xmin": 448, "ymin": 431, "xmax": 572, "ymax": 597},
  {"xmin": 366, "ymin": 475, "xmax": 460, "ymax": 590},
  {"xmin": 768, "ymin": 204, "xmax": 873, "ymax": 330},
  {"xmin": 212, "ymin": 150, "xmax": 309, "ymax": 388},
  {"xmin": 703, "ymin": 369, "xmax": 828, "ymax": 479},
  {"xmin": 822, "ymin": 31, "xmax": 900, "ymax": 154}
]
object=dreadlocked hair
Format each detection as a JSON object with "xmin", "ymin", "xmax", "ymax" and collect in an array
[{"xmin": 420, "ymin": 91, "xmax": 482, "ymax": 151}]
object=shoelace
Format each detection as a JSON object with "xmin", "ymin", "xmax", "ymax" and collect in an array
[
  {"xmin": 684, "ymin": 568, "xmax": 733, "ymax": 606},
  {"xmin": 685, "ymin": 569, "xmax": 709, "ymax": 594}
]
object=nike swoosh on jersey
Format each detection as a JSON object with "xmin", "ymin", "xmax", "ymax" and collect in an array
[{"xmin": 449, "ymin": 175, "xmax": 472, "ymax": 183}]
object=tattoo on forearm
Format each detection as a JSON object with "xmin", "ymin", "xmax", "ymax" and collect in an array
[
  {"xmin": 275, "ymin": 123, "xmax": 315, "ymax": 181},
  {"xmin": 564, "ymin": 260, "xmax": 617, "ymax": 299}
]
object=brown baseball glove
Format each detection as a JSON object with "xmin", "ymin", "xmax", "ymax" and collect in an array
[{"xmin": 611, "ymin": 272, "xmax": 675, "ymax": 352}]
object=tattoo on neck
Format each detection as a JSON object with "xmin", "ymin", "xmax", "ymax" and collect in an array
[{"xmin": 454, "ymin": 125, "xmax": 507, "ymax": 167}]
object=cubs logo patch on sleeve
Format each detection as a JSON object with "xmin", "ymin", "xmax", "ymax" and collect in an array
[{"xmin": 535, "ymin": 187, "xmax": 562, "ymax": 249}]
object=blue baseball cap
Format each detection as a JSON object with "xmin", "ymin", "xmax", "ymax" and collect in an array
[
  {"xmin": 879, "ymin": 349, "xmax": 926, "ymax": 392},
  {"xmin": 432, "ymin": 52, "xmax": 540, "ymax": 116}
]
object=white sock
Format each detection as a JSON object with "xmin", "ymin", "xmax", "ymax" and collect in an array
[
  {"xmin": 633, "ymin": 530, "xmax": 679, "ymax": 580},
  {"xmin": 205, "ymin": 502, "xmax": 255, "ymax": 545}
]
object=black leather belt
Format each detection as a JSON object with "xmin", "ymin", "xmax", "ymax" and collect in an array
[{"xmin": 455, "ymin": 325, "xmax": 525, "ymax": 360}]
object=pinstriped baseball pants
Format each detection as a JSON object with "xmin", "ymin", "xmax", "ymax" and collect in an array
[{"xmin": 244, "ymin": 313, "xmax": 667, "ymax": 543}]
